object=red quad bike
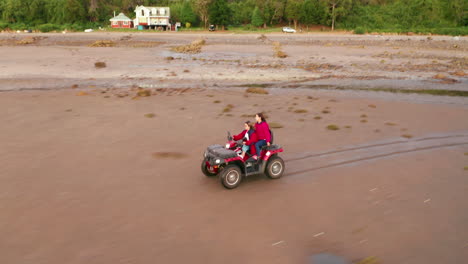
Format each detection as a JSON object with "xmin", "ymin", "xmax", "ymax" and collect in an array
[{"xmin": 201, "ymin": 130, "xmax": 285, "ymax": 189}]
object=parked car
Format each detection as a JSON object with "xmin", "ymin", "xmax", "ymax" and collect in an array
[{"xmin": 282, "ymin": 27, "xmax": 296, "ymax": 33}]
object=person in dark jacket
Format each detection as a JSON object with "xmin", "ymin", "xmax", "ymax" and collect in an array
[
  {"xmin": 233, "ymin": 121, "xmax": 257, "ymax": 158},
  {"xmin": 253, "ymin": 113, "xmax": 271, "ymax": 160}
]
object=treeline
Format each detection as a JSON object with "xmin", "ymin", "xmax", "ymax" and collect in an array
[{"xmin": 0, "ymin": 0, "xmax": 466, "ymax": 34}]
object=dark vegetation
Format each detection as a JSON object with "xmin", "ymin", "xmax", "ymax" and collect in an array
[{"xmin": 0, "ymin": 0, "xmax": 465, "ymax": 35}]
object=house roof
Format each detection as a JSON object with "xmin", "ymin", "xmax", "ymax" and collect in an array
[
  {"xmin": 135, "ymin": 5, "xmax": 170, "ymax": 14},
  {"xmin": 135, "ymin": 6, "xmax": 169, "ymax": 10},
  {"xmin": 110, "ymin": 13, "xmax": 132, "ymax": 21}
]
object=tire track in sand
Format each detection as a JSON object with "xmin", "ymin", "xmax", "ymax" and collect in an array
[{"xmin": 284, "ymin": 132, "xmax": 468, "ymax": 176}]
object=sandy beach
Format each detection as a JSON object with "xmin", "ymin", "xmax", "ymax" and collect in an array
[{"xmin": 0, "ymin": 32, "xmax": 467, "ymax": 264}]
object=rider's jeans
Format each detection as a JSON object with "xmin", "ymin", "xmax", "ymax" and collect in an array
[
  {"xmin": 242, "ymin": 145, "xmax": 250, "ymax": 153},
  {"xmin": 255, "ymin": 140, "xmax": 267, "ymax": 157}
]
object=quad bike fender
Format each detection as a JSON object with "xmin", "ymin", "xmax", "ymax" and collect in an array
[
  {"xmin": 223, "ymin": 157, "xmax": 245, "ymax": 174},
  {"xmin": 259, "ymin": 149, "xmax": 284, "ymax": 174},
  {"xmin": 261, "ymin": 148, "xmax": 284, "ymax": 161}
]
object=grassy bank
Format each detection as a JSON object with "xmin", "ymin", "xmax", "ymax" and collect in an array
[
  {"xmin": 352, "ymin": 26, "xmax": 468, "ymax": 36},
  {"xmin": 1, "ymin": 21, "xmax": 466, "ymax": 36}
]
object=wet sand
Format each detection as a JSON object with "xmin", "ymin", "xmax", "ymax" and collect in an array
[{"xmin": 1, "ymin": 32, "xmax": 468, "ymax": 264}]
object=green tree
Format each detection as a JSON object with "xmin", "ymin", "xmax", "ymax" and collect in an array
[
  {"xmin": 256, "ymin": 0, "xmax": 284, "ymax": 27},
  {"xmin": 87, "ymin": 0, "xmax": 99, "ymax": 21},
  {"xmin": 169, "ymin": 0, "xmax": 183, "ymax": 23},
  {"xmin": 447, "ymin": 0, "xmax": 467, "ymax": 26},
  {"xmin": 324, "ymin": 0, "xmax": 352, "ymax": 30},
  {"xmin": 45, "ymin": 0, "xmax": 65, "ymax": 24},
  {"xmin": 2, "ymin": 0, "xmax": 26, "ymax": 23},
  {"xmin": 251, "ymin": 6, "xmax": 263, "ymax": 27},
  {"xmin": 179, "ymin": 0, "xmax": 197, "ymax": 25},
  {"xmin": 229, "ymin": 0, "xmax": 256, "ymax": 25},
  {"xmin": 302, "ymin": 0, "xmax": 327, "ymax": 26},
  {"xmin": 29, "ymin": 0, "xmax": 46, "ymax": 24},
  {"xmin": 285, "ymin": 0, "xmax": 304, "ymax": 29},
  {"xmin": 65, "ymin": 0, "xmax": 86, "ymax": 23},
  {"xmin": 208, "ymin": 0, "xmax": 231, "ymax": 29},
  {"xmin": 194, "ymin": 0, "xmax": 212, "ymax": 28}
]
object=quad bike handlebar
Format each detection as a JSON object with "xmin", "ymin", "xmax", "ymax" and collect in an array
[{"xmin": 226, "ymin": 131, "xmax": 245, "ymax": 150}]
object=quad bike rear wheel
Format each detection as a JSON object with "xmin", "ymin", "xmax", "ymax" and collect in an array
[
  {"xmin": 201, "ymin": 158, "xmax": 217, "ymax": 177},
  {"xmin": 265, "ymin": 156, "xmax": 285, "ymax": 179},
  {"xmin": 219, "ymin": 165, "xmax": 243, "ymax": 189}
]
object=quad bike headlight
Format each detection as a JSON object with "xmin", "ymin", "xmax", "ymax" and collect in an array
[
  {"xmin": 215, "ymin": 159, "xmax": 221, "ymax": 164},
  {"xmin": 225, "ymin": 143, "xmax": 230, "ymax": 149},
  {"xmin": 204, "ymin": 151, "xmax": 207, "ymax": 158}
]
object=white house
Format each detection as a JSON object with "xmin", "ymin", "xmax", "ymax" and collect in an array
[{"xmin": 134, "ymin": 6, "xmax": 170, "ymax": 29}]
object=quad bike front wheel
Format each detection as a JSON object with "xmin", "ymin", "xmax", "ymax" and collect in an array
[
  {"xmin": 201, "ymin": 158, "xmax": 217, "ymax": 177},
  {"xmin": 265, "ymin": 156, "xmax": 285, "ymax": 179},
  {"xmin": 219, "ymin": 165, "xmax": 243, "ymax": 189}
]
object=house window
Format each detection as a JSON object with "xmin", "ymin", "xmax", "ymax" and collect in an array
[
  {"xmin": 123, "ymin": 21, "xmax": 128, "ymax": 25},
  {"xmin": 112, "ymin": 21, "xmax": 118, "ymax": 25},
  {"xmin": 141, "ymin": 10, "xmax": 144, "ymax": 16},
  {"xmin": 160, "ymin": 8, "xmax": 165, "ymax": 15},
  {"xmin": 152, "ymin": 8, "xmax": 157, "ymax": 15}
]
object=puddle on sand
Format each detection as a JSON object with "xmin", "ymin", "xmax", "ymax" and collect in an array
[{"xmin": 309, "ymin": 253, "xmax": 348, "ymax": 264}]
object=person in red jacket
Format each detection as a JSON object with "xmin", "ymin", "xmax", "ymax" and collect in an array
[
  {"xmin": 233, "ymin": 121, "xmax": 257, "ymax": 158},
  {"xmin": 253, "ymin": 113, "xmax": 271, "ymax": 160}
]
